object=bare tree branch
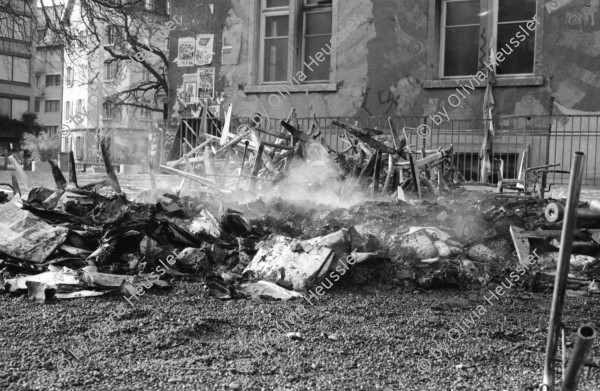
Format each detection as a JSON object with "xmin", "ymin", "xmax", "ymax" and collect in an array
[{"xmin": 37, "ymin": 0, "xmax": 169, "ymax": 113}]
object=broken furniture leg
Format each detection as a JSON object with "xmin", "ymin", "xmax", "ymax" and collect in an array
[{"xmin": 249, "ymin": 143, "xmax": 265, "ymax": 192}]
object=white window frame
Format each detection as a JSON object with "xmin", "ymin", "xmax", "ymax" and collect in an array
[
  {"xmin": 439, "ymin": 0, "xmax": 537, "ymax": 79},
  {"xmin": 439, "ymin": 0, "xmax": 480, "ymax": 79},
  {"xmin": 0, "ymin": 55, "xmax": 30, "ymax": 83},
  {"xmin": 249, "ymin": 0, "xmax": 339, "ymax": 90},
  {"xmin": 11, "ymin": 99, "xmax": 29, "ymax": 120},
  {"xmin": 65, "ymin": 101, "xmax": 71, "ymax": 121},
  {"xmin": 106, "ymin": 24, "xmax": 119, "ymax": 46},
  {"xmin": 491, "ymin": 0, "xmax": 536, "ymax": 78},
  {"xmin": 300, "ymin": 2, "xmax": 333, "ymax": 82},
  {"xmin": 104, "ymin": 61, "xmax": 117, "ymax": 81},
  {"xmin": 46, "ymin": 74, "xmax": 61, "ymax": 87},
  {"xmin": 66, "ymin": 67, "xmax": 74, "ymax": 87},
  {"xmin": 45, "ymin": 100, "xmax": 60, "ymax": 113},
  {"xmin": 258, "ymin": 0, "xmax": 291, "ymax": 85}
]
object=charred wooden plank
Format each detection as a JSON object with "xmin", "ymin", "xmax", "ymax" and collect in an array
[
  {"xmin": 47, "ymin": 159, "xmax": 67, "ymax": 190},
  {"xmin": 68, "ymin": 151, "xmax": 78, "ymax": 187},
  {"xmin": 280, "ymin": 121, "xmax": 310, "ymax": 143},
  {"xmin": 11, "ymin": 173, "xmax": 20, "ymax": 197}
]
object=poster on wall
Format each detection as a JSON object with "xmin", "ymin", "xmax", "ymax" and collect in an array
[
  {"xmin": 196, "ymin": 67, "xmax": 215, "ymax": 100},
  {"xmin": 177, "ymin": 37, "xmax": 195, "ymax": 67},
  {"xmin": 182, "ymin": 73, "xmax": 197, "ymax": 103},
  {"xmin": 195, "ymin": 34, "xmax": 214, "ymax": 65}
]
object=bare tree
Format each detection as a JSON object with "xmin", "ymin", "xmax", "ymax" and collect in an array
[
  {"xmin": 0, "ymin": 0, "xmax": 37, "ymax": 86},
  {"xmin": 39, "ymin": 0, "xmax": 170, "ymax": 114}
]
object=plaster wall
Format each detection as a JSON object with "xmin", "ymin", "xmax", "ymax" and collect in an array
[{"xmin": 168, "ymin": 0, "xmax": 600, "ymax": 121}]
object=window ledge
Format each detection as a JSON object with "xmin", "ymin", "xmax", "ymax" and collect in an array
[
  {"xmin": 0, "ymin": 80, "xmax": 31, "ymax": 87},
  {"xmin": 423, "ymin": 76, "xmax": 543, "ymax": 89},
  {"xmin": 244, "ymin": 83, "xmax": 337, "ymax": 94}
]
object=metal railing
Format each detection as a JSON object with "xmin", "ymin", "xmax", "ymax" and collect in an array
[{"xmin": 171, "ymin": 114, "xmax": 600, "ymax": 186}]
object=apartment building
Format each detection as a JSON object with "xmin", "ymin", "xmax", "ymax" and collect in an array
[
  {"xmin": 34, "ymin": 5, "xmax": 64, "ymax": 138},
  {"xmin": 0, "ymin": 0, "xmax": 35, "ymax": 149},
  {"xmin": 60, "ymin": 0, "xmax": 169, "ymax": 164}
]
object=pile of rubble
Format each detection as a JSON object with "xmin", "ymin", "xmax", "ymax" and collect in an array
[
  {"xmin": 161, "ymin": 106, "xmax": 458, "ymax": 201},
  {"xmin": 2, "ymin": 109, "xmax": 600, "ymax": 304}
]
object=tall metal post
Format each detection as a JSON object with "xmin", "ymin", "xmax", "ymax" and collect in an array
[{"xmin": 542, "ymin": 152, "xmax": 585, "ymax": 391}]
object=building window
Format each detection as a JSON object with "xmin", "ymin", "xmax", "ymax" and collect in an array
[
  {"xmin": 0, "ymin": 13, "xmax": 32, "ymax": 41},
  {"xmin": 46, "ymin": 74, "xmax": 61, "ymax": 87},
  {"xmin": 65, "ymin": 101, "xmax": 72, "ymax": 121},
  {"xmin": 75, "ymin": 99, "xmax": 83, "ymax": 114},
  {"xmin": 45, "ymin": 100, "xmax": 60, "ymax": 112},
  {"xmin": 44, "ymin": 125, "xmax": 59, "ymax": 137},
  {"xmin": 104, "ymin": 61, "xmax": 119, "ymax": 80},
  {"xmin": 37, "ymin": 28, "xmax": 45, "ymax": 42},
  {"xmin": 0, "ymin": 55, "xmax": 30, "ymax": 83},
  {"xmin": 66, "ymin": 67, "xmax": 74, "ymax": 87},
  {"xmin": 103, "ymin": 101, "xmax": 120, "ymax": 119},
  {"xmin": 258, "ymin": 0, "xmax": 333, "ymax": 84},
  {"xmin": 13, "ymin": 57, "xmax": 30, "ymax": 83},
  {"xmin": 0, "ymin": 97, "xmax": 10, "ymax": 116},
  {"xmin": 301, "ymin": 1, "xmax": 333, "ymax": 81},
  {"xmin": 35, "ymin": 99, "xmax": 40, "ymax": 112},
  {"xmin": 11, "ymin": 99, "xmax": 29, "ymax": 119},
  {"xmin": 440, "ymin": 0, "xmax": 479, "ymax": 77},
  {"xmin": 77, "ymin": 30, "xmax": 87, "ymax": 45},
  {"xmin": 495, "ymin": 0, "xmax": 536, "ymax": 75},
  {"xmin": 439, "ymin": 0, "xmax": 537, "ymax": 78},
  {"xmin": 142, "ymin": 67, "xmax": 151, "ymax": 82},
  {"xmin": 106, "ymin": 24, "xmax": 121, "ymax": 45},
  {"xmin": 0, "ymin": 97, "xmax": 29, "ymax": 119}
]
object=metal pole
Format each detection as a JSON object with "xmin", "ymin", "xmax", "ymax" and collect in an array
[
  {"xmin": 542, "ymin": 151, "xmax": 585, "ymax": 391},
  {"xmin": 561, "ymin": 325, "xmax": 596, "ymax": 391}
]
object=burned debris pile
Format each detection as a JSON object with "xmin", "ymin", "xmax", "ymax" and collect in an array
[{"xmin": 1, "ymin": 111, "xmax": 600, "ymax": 305}]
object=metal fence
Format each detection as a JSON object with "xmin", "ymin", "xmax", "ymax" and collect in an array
[{"xmin": 174, "ymin": 114, "xmax": 600, "ymax": 187}]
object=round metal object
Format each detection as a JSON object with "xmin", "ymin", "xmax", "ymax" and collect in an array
[{"xmin": 545, "ymin": 202, "xmax": 565, "ymax": 223}]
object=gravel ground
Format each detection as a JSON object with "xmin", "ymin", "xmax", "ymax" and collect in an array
[
  {"xmin": 2, "ymin": 170, "xmax": 600, "ymax": 390},
  {"xmin": 1, "ymin": 280, "xmax": 600, "ymax": 391}
]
